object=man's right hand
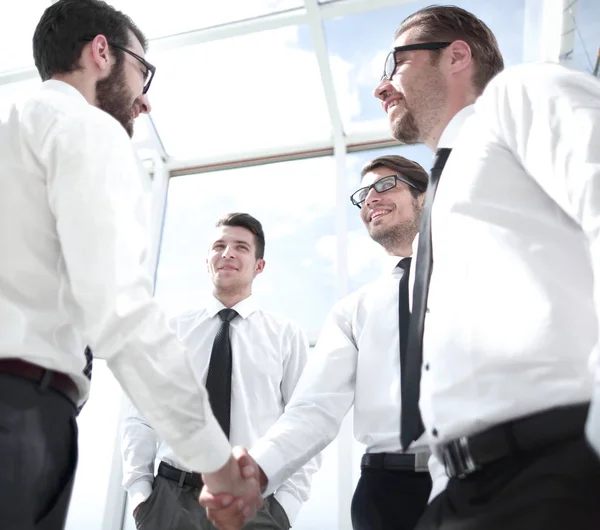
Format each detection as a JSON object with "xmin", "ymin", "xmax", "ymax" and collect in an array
[{"xmin": 200, "ymin": 447, "xmax": 265, "ymax": 530}]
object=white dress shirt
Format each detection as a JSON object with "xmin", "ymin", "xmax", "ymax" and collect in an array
[
  {"xmin": 418, "ymin": 62, "xmax": 600, "ymax": 458},
  {"xmin": 0, "ymin": 80, "xmax": 230, "ymax": 473},
  {"xmin": 251, "ymin": 257, "xmax": 448, "ymax": 501},
  {"xmin": 122, "ymin": 295, "xmax": 320, "ymax": 524}
]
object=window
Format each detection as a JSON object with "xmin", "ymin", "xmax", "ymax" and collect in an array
[{"xmin": 155, "ymin": 156, "xmax": 337, "ymax": 340}]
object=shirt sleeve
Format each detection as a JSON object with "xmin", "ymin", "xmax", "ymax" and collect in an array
[
  {"xmin": 274, "ymin": 325, "xmax": 323, "ymax": 522},
  {"xmin": 43, "ymin": 111, "xmax": 230, "ymax": 472},
  {"xmin": 478, "ymin": 64, "xmax": 600, "ymax": 457},
  {"xmin": 121, "ymin": 400, "xmax": 157, "ymax": 509},
  {"xmin": 250, "ymin": 298, "xmax": 358, "ymax": 494}
]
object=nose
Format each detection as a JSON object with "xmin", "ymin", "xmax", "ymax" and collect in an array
[
  {"xmin": 364, "ymin": 187, "xmax": 382, "ymax": 209},
  {"xmin": 373, "ymin": 77, "xmax": 392, "ymax": 103},
  {"xmin": 221, "ymin": 245, "xmax": 234, "ymax": 259},
  {"xmin": 137, "ymin": 93, "xmax": 152, "ymax": 114}
]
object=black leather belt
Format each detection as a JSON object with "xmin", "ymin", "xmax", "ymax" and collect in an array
[
  {"xmin": 361, "ymin": 452, "xmax": 430, "ymax": 472},
  {"xmin": 158, "ymin": 461, "xmax": 204, "ymax": 489},
  {"xmin": 0, "ymin": 358, "xmax": 79, "ymax": 406},
  {"xmin": 441, "ymin": 402, "xmax": 590, "ymax": 479}
]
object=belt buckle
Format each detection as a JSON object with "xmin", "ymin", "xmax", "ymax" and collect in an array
[{"xmin": 443, "ymin": 436, "xmax": 479, "ymax": 479}]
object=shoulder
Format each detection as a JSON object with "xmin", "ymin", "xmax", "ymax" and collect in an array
[
  {"xmin": 254, "ymin": 309, "xmax": 306, "ymax": 339},
  {"xmin": 25, "ymin": 84, "xmax": 131, "ymax": 153},
  {"xmin": 482, "ymin": 62, "xmax": 595, "ymax": 100},
  {"xmin": 327, "ymin": 280, "xmax": 380, "ymax": 322}
]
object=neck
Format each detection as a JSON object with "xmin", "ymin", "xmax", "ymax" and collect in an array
[
  {"xmin": 424, "ymin": 91, "xmax": 478, "ymax": 151},
  {"xmin": 51, "ymin": 72, "xmax": 97, "ymax": 106},
  {"xmin": 386, "ymin": 242, "xmax": 414, "ymax": 258},
  {"xmin": 214, "ymin": 288, "xmax": 252, "ymax": 309}
]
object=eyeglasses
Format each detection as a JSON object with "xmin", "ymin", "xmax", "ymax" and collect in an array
[
  {"xmin": 350, "ymin": 174, "xmax": 425, "ymax": 209},
  {"xmin": 109, "ymin": 42, "xmax": 156, "ymax": 95},
  {"xmin": 382, "ymin": 41, "xmax": 451, "ymax": 80},
  {"xmin": 81, "ymin": 38, "xmax": 156, "ymax": 95}
]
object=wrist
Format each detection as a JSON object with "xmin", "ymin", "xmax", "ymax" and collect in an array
[
  {"xmin": 203, "ymin": 455, "xmax": 237, "ymax": 493},
  {"xmin": 259, "ymin": 466, "xmax": 268, "ymax": 493}
]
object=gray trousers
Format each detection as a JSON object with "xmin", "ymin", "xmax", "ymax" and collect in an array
[{"xmin": 134, "ymin": 475, "xmax": 291, "ymax": 530}]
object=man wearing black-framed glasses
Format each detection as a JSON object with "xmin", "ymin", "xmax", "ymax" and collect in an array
[
  {"xmin": 200, "ymin": 155, "xmax": 447, "ymax": 530},
  {"xmin": 0, "ymin": 1, "xmax": 262, "ymax": 528},
  {"xmin": 374, "ymin": 5, "xmax": 600, "ymax": 530}
]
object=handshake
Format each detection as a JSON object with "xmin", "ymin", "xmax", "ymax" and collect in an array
[{"xmin": 199, "ymin": 446, "xmax": 268, "ymax": 530}]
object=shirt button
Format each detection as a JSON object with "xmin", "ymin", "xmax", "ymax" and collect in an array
[
  {"xmin": 432, "ymin": 428, "xmax": 439, "ymax": 437},
  {"xmin": 424, "ymin": 363, "xmax": 430, "ymax": 371},
  {"xmin": 426, "ymin": 307, "xmax": 430, "ymax": 314}
]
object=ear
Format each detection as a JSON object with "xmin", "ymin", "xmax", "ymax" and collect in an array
[
  {"xmin": 254, "ymin": 259, "xmax": 266, "ymax": 276},
  {"xmin": 446, "ymin": 40, "xmax": 472, "ymax": 75},
  {"xmin": 88, "ymin": 34, "xmax": 112, "ymax": 73}
]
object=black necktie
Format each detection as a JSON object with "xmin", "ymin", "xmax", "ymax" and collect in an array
[
  {"xmin": 83, "ymin": 346, "xmax": 93, "ymax": 380},
  {"xmin": 401, "ymin": 148, "xmax": 452, "ymax": 450},
  {"xmin": 398, "ymin": 257, "xmax": 412, "ymax": 447},
  {"xmin": 205, "ymin": 308, "xmax": 238, "ymax": 439}
]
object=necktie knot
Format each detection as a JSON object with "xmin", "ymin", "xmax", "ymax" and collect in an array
[
  {"xmin": 218, "ymin": 308, "xmax": 238, "ymax": 323},
  {"xmin": 397, "ymin": 256, "xmax": 412, "ymax": 271}
]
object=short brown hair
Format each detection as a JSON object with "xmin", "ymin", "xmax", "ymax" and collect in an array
[
  {"xmin": 361, "ymin": 155, "xmax": 429, "ymax": 198},
  {"xmin": 396, "ymin": 5, "xmax": 504, "ymax": 93},
  {"xmin": 216, "ymin": 213, "xmax": 265, "ymax": 259}
]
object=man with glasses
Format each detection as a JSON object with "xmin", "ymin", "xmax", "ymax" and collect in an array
[
  {"xmin": 0, "ymin": 1, "xmax": 260, "ymax": 528},
  {"xmin": 371, "ymin": 5, "xmax": 600, "ymax": 530},
  {"xmin": 201, "ymin": 155, "xmax": 447, "ymax": 530}
]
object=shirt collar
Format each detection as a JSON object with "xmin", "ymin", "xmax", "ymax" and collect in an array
[
  {"xmin": 41, "ymin": 80, "xmax": 89, "ymax": 105},
  {"xmin": 384, "ymin": 254, "xmax": 411, "ymax": 275},
  {"xmin": 438, "ymin": 105, "xmax": 475, "ymax": 149},
  {"xmin": 206, "ymin": 294, "xmax": 258, "ymax": 320}
]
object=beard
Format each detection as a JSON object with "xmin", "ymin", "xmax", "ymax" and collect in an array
[
  {"xmin": 96, "ymin": 61, "xmax": 135, "ymax": 138},
  {"xmin": 369, "ymin": 200, "xmax": 422, "ymax": 254},
  {"xmin": 390, "ymin": 105, "xmax": 421, "ymax": 144},
  {"xmin": 389, "ymin": 63, "xmax": 448, "ymax": 145}
]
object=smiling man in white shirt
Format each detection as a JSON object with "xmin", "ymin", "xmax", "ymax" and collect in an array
[
  {"xmin": 122, "ymin": 213, "xmax": 320, "ymax": 530},
  {"xmin": 200, "ymin": 157, "xmax": 449, "ymax": 530},
  {"xmin": 0, "ymin": 1, "xmax": 260, "ymax": 528},
  {"xmin": 371, "ymin": 5, "xmax": 600, "ymax": 530}
]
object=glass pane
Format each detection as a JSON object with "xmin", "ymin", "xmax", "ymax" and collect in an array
[
  {"xmin": 155, "ymin": 156, "xmax": 336, "ymax": 339},
  {"xmin": 346, "ymin": 144, "xmax": 433, "ymax": 293},
  {"xmin": 324, "ymin": 0, "xmax": 533, "ymax": 135},
  {"xmin": 0, "ymin": 2, "xmax": 49, "ymax": 73},
  {"xmin": 570, "ymin": 0, "xmax": 600, "ymax": 74},
  {"xmin": 110, "ymin": 0, "xmax": 304, "ymax": 40},
  {"xmin": 66, "ymin": 361, "xmax": 124, "ymax": 529},
  {"xmin": 145, "ymin": 26, "xmax": 331, "ymax": 159}
]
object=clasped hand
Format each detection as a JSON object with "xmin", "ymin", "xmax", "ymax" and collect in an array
[{"xmin": 200, "ymin": 446, "xmax": 264, "ymax": 530}]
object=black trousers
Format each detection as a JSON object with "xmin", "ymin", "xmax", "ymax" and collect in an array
[
  {"xmin": 0, "ymin": 373, "xmax": 78, "ymax": 530},
  {"xmin": 351, "ymin": 467, "xmax": 432, "ymax": 530},
  {"xmin": 416, "ymin": 437, "xmax": 600, "ymax": 530}
]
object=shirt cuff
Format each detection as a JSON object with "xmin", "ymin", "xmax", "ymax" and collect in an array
[
  {"xmin": 173, "ymin": 415, "xmax": 231, "ymax": 473},
  {"xmin": 127, "ymin": 479, "xmax": 153, "ymax": 512},
  {"xmin": 586, "ymin": 388, "xmax": 600, "ymax": 458},
  {"xmin": 250, "ymin": 441, "xmax": 288, "ymax": 497},
  {"xmin": 274, "ymin": 490, "xmax": 302, "ymax": 526},
  {"xmin": 427, "ymin": 453, "xmax": 448, "ymax": 503}
]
